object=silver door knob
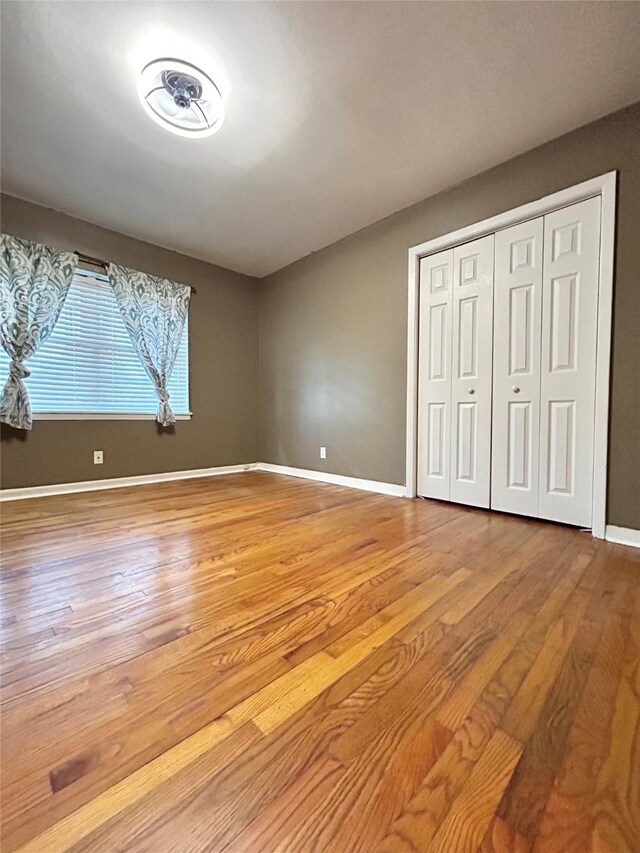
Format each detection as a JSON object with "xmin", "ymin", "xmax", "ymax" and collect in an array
[
  {"xmin": 468, "ymin": 388, "xmax": 475, "ymax": 395},
  {"xmin": 512, "ymin": 386, "xmax": 520, "ymax": 393}
]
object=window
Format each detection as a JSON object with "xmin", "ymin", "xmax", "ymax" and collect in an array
[{"xmin": 0, "ymin": 270, "xmax": 190, "ymax": 417}]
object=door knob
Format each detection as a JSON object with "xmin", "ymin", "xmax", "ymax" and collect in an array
[
  {"xmin": 512, "ymin": 386, "xmax": 521, "ymax": 393},
  {"xmin": 468, "ymin": 388, "xmax": 475, "ymax": 395}
]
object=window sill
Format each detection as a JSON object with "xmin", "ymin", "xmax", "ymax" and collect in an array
[{"xmin": 31, "ymin": 413, "xmax": 193, "ymax": 421}]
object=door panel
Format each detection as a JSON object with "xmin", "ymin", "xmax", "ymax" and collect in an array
[
  {"xmin": 547, "ymin": 400, "xmax": 575, "ymax": 494},
  {"xmin": 538, "ymin": 196, "xmax": 601, "ymax": 526},
  {"xmin": 427, "ymin": 403, "xmax": 446, "ymax": 478},
  {"xmin": 417, "ymin": 250, "xmax": 453, "ymax": 499},
  {"xmin": 506, "ymin": 401, "xmax": 532, "ymax": 490},
  {"xmin": 492, "ymin": 217, "xmax": 544, "ymax": 517},
  {"xmin": 428, "ymin": 303, "xmax": 447, "ymax": 380},
  {"xmin": 450, "ymin": 235, "xmax": 494, "ymax": 507},
  {"xmin": 456, "ymin": 402, "xmax": 476, "ymax": 481}
]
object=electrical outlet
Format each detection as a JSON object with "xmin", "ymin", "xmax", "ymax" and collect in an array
[
  {"xmin": 93, "ymin": 450, "xmax": 104, "ymax": 465},
  {"xmin": 320, "ymin": 446, "xmax": 327, "ymax": 459}
]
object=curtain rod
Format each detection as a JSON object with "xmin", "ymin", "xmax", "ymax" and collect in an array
[{"xmin": 75, "ymin": 252, "xmax": 197, "ymax": 295}]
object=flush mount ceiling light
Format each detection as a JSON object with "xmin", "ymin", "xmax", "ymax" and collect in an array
[{"xmin": 138, "ymin": 58, "xmax": 224, "ymax": 138}]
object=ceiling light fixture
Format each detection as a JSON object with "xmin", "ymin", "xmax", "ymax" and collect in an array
[{"xmin": 138, "ymin": 58, "xmax": 224, "ymax": 138}]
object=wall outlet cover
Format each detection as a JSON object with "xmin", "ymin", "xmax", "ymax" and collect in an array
[
  {"xmin": 320, "ymin": 446, "xmax": 327, "ymax": 459},
  {"xmin": 94, "ymin": 451, "xmax": 104, "ymax": 465}
]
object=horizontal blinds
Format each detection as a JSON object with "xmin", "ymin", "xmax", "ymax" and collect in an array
[{"xmin": 0, "ymin": 272, "xmax": 189, "ymax": 414}]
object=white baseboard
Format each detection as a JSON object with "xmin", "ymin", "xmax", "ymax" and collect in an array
[
  {"xmin": 605, "ymin": 525, "xmax": 640, "ymax": 549},
  {"xmin": 0, "ymin": 464, "xmax": 259, "ymax": 502},
  {"xmin": 0, "ymin": 461, "xmax": 406, "ymax": 502},
  {"xmin": 256, "ymin": 462, "xmax": 406, "ymax": 497},
  {"xmin": 0, "ymin": 465, "xmax": 630, "ymax": 534}
]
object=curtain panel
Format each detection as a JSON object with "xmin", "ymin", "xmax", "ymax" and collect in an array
[
  {"xmin": 107, "ymin": 264, "xmax": 190, "ymax": 427},
  {"xmin": 0, "ymin": 234, "xmax": 77, "ymax": 429}
]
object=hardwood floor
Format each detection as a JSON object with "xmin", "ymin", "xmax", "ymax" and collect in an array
[{"xmin": 0, "ymin": 471, "xmax": 638, "ymax": 852}]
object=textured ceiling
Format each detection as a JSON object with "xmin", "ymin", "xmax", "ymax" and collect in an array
[{"xmin": 2, "ymin": 1, "xmax": 640, "ymax": 277}]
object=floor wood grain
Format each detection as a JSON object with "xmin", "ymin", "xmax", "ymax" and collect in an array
[{"xmin": 1, "ymin": 471, "xmax": 638, "ymax": 852}]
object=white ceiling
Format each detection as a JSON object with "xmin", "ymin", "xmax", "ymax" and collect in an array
[{"xmin": 2, "ymin": 1, "xmax": 640, "ymax": 278}]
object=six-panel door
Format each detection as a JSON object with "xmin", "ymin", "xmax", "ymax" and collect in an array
[{"xmin": 538, "ymin": 197, "xmax": 601, "ymax": 527}]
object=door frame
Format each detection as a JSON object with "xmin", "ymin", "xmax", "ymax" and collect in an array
[{"xmin": 405, "ymin": 171, "xmax": 617, "ymax": 538}]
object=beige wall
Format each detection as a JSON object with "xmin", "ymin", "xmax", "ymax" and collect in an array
[
  {"xmin": 0, "ymin": 196, "xmax": 259, "ymax": 489},
  {"xmin": 259, "ymin": 102, "xmax": 640, "ymax": 530}
]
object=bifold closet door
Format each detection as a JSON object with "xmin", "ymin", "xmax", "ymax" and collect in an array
[
  {"xmin": 538, "ymin": 196, "xmax": 601, "ymax": 527},
  {"xmin": 491, "ymin": 197, "xmax": 601, "ymax": 526},
  {"xmin": 450, "ymin": 236, "xmax": 494, "ymax": 508},
  {"xmin": 417, "ymin": 237, "xmax": 494, "ymax": 506},
  {"xmin": 417, "ymin": 249, "xmax": 453, "ymax": 499},
  {"xmin": 492, "ymin": 217, "xmax": 544, "ymax": 516},
  {"xmin": 419, "ymin": 195, "xmax": 601, "ymax": 524}
]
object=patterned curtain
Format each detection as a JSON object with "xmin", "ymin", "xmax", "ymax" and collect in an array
[
  {"xmin": 107, "ymin": 264, "xmax": 190, "ymax": 427},
  {"xmin": 0, "ymin": 234, "xmax": 77, "ymax": 430}
]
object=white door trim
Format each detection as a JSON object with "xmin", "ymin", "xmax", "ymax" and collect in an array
[{"xmin": 406, "ymin": 171, "xmax": 617, "ymax": 538}]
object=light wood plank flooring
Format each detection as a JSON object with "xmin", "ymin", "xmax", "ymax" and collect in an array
[{"xmin": 1, "ymin": 472, "xmax": 638, "ymax": 852}]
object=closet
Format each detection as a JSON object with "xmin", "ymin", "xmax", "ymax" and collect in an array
[{"xmin": 417, "ymin": 195, "xmax": 602, "ymax": 528}]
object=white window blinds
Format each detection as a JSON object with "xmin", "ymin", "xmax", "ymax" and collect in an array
[{"xmin": 0, "ymin": 270, "xmax": 190, "ymax": 416}]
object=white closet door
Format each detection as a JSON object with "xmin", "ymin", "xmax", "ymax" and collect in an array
[
  {"xmin": 538, "ymin": 196, "xmax": 601, "ymax": 527},
  {"xmin": 450, "ymin": 236, "xmax": 494, "ymax": 507},
  {"xmin": 417, "ymin": 249, "xmax": 453, "ymax": 500},
  {"xmin": 491, "ymin": 217, "xmax": 544, "ymax": 516}
]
